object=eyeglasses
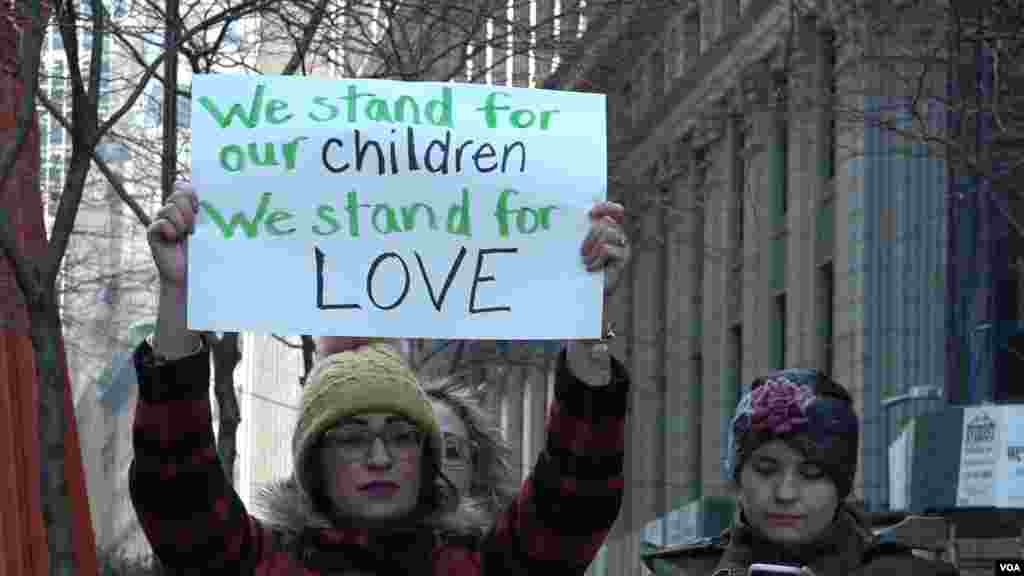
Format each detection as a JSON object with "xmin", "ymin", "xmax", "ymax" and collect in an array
[
  {"xmin": 442, "ymin": 432, "xmax": 475, "ymax": 468},
  {"xmin": 322, "ymin": 424, "xmax": 425, "ymax": 462}
]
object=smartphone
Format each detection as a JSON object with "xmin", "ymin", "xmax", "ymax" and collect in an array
[{"xmin": 748, "ymin": 563, "xmax": 804, "ymax": 575}]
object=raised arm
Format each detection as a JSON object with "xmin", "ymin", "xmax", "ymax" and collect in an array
[
  {"xmin": 481, "ymin": 345, "xmax": 629, "ymax": 574},
  {"xmin": 129, "ymin": 182, "xmax": 275, "ymax": 572}
]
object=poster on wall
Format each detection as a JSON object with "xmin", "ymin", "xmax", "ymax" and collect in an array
[
  {"xmin": 957, "ymin": 405, "xmax": 1024, "ymax": 508},
  {"xmin": 997, "ymin": 404, "xmax": 1024, "ymax": 507},
  {"xmin": 957, "ymin": 407, "xmax": 1000, "ymax": 507}
]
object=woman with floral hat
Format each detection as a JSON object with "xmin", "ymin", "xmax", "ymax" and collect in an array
[
  {"xmin": 129, "ymin": 182, "xmax": 632, "ymax": 575},
  {"xmin": 700, "ymin": 369, "xmax": 959, "ymax": 576}
]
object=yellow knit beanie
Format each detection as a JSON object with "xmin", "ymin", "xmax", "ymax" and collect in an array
[{"xmin": 292, "ymin": 342, "xmax": 443, "ymax": 503}]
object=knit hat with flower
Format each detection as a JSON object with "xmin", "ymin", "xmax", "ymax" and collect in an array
[
  {"xmin": 724, "ymin": 369, "xmax": 859, "ymax": 498},
  {"xmin": 292, "ymin": 342, "xmax": 443, "ymax": 506}
]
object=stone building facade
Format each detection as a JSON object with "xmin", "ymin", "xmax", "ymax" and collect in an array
[{"xmin": 541, "ymin": 0, "xmax": 970, "ymax": 573}]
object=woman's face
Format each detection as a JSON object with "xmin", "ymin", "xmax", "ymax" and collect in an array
[
  {"xmin": 430, "ymin": 399, "xmax": 472, "ymax": 496},
  {"xmin": 738, "ymin": 439, "xmax": 839, "ymax": 546},
  {"xmin": 320, "ymin": 412, "xmax": 423, "ymax": 520}
]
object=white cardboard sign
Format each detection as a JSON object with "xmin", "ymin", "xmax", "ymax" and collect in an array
[{"xmin": 188, "ymin": 75, "xmax": 607, "ymax": 338}]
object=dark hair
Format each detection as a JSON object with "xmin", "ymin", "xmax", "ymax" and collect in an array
[
  {"xmin": 731, "ymin": 368, "xmax": 860, "ymax": 499},
  {"xmin": 416, "ymin": 435, "xmax": 460, "ymax": 519}
]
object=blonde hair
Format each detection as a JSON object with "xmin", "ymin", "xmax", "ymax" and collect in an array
[{"xmin": 422, "ymin": 372, "xmax": 517, "ymax": 515}]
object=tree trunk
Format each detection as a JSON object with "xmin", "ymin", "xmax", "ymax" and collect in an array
[
  {"xmin": 28, "ymin": 289, "xmax": 75, "ymax": 576},
  {"xmin": 212, "ymin": 333, "xmax": 242, "ymax": 482}
]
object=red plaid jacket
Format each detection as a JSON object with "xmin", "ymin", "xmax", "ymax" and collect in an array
[{"xmin": 129, "ymin": 340, "xmax": 629, "ymax": 575}]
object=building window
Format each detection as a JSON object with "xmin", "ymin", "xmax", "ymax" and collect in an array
[
  {"xmin": 692, "ymin": 351, "xmax": 703, "ymax": 491},
  {"xmin": 774, "ymin": 70, "xmax": 789, "ymax": 216},
  {"xmin": 111, "ymin": 0, "xmax": 129, "ymax": 18},
  {"xmin": 39, "ymin": 117, "xmax": 48, "ymax": 151},
  {"xmin": 695, "ymin": 146, "xmax": 708, "ymax": 196},
  {"xmin": 619, "ymin": 82, "xmax": 633, "ymax": 131},
  {"xmin": 694, "ymin": 145, "xmax": 707, "ymax": 330},
  {"xmin": 1002, "ymin": 259, "xmax": 1024, "ymax": 401},
  {"xmin": 650, "ymin": 49, "xmax": 665, "ymax": 98},
  {"xmin": 684, "ymin": 8, "xmax": 701, "ymax": 69},
  {"xmin": 774, "ymin": 293, "xmax": 786, "ymax": 369},
  {"xmin": 733, "ymin": 117, "xmax": 746, "ymax": 249},
  {"xmin": 632, "ymin": 64, "xmax": 647, "ymax": 123},
  {"xmin": 676, "ymin": 134, "xmax": 689, "ymax": 165},
  {"xmin": 142, "ymin": 31, "xmax": 162, "ymax": 64},
  {"xmin": 825, "ymin": 29, "xmax": 837, "ymax": 181},
  {"xmin": 730, "ymin": 324, "xmax": 743, "ymax": 406},
  {"xmin": 225, "ymin": 19, "xmax": 243, "ymax": 49},
  {"xmin": 820, "ymin": 262, "xmax": 834, "ymax": 377},
  {"xmin": 177, "ymin": 93, "xmax": 191, "ymax": 128},
  {"xmin": 143, "ymin": 81, "xmax": 161, "ymax": 127},
  {"xmin": 668, "ymin": 13, "xmax": 685, "ymax": 79}
]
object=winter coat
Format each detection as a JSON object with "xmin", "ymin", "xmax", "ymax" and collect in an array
[
  {"xmin": 669, "ymin": 504, "xmax": 959, "ymax": 576},
  {"xmin": 128, "ymin": 340, "xmax": 629, "ymax": 575}
]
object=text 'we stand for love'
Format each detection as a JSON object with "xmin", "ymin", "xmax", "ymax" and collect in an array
[{"xmin": 189, "ymin": 75, "xmax": 606, "ymax": 339}]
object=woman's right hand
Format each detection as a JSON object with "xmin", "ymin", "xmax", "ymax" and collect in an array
[{"xmin": 147, "ymin": 183, "xmax": 198, "ymax": 288}]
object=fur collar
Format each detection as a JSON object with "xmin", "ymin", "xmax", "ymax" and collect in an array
[{"xmin": 251, "ymin": 476, "xmax": 494, "ymax": 545}]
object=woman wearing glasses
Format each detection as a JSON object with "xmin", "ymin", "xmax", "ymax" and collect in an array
[
  {"xmin": 423, "ymin": 376, "xmax": 517, "ymax": 520},
  {"xmin": 129, "ymin": 182, "xmax": 632, "ymax": 575},
  {"xmin": 307, "ymin": 338, "xmax": 517, "ymax": 530}
]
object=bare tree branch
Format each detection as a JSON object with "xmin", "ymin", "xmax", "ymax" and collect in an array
[
  {"xmin": 35, "ymin": 91, "xmax": 151, "ymax": 227},
  {"xmin": 271, "ymin": 333, "xmax": 302, "ymax": 349}
]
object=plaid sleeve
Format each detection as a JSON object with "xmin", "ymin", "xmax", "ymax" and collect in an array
[
  {"xmin": 128, "ymin": 338, "xmax": 275, "ymax": 573},
  {"xmin": 483, "ymin": 347, "xmax": 628, "ymax": 575}
]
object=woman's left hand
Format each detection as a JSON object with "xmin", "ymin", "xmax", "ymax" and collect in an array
[
  {"xmin": 581, "ymin": 201, "xmax": 630, "ymax": 296},
  {"xmin": 566, "ymin": 201, "xmax": 628, "ymax": 388}
]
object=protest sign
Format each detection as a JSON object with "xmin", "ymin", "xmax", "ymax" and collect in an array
[{"xmin": 188, "ymin": 74, "xmax": 607, "ymax": 338}]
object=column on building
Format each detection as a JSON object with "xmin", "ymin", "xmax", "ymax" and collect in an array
[
  {"xmin": 560, "ymin": 0, "xmax": 582, "ymax": 62},
  {"xmin": 722, "ymin": 91, "xmax": 747, "ymax": 483},
  {"xmin": 470, "ymin": 6, "xmax": 488, "ymax": 83},
  {"xmin": 512, "ymin": 0, "xmax": 531, "ymax": 87},
  {"xmin": 499, "ymin": 361, "xmax": 525, "ymax": 482},
  {"xmin": 601, "ymin": 175, "xmax": 635, "ymax": 576},
  {"xmin": 522, "ymin": 353, "xmax": 549, "ymax": 480},
  {"xmin": 534, "ymin": 0, "xmax": 555, "ymax": 81},
  {"xmin": 830, "ymin": 23, "xmax": 868, "ymax": 496},
  {"xmin": 784, "ymin": 15, "xmax": 826, "ymax": 371},
  {"xmin": 695, "ymin": 116, "xmax": 731, "ymax": 498},
  {"xmin": 813, "ymin": 16, "xmax": 839, "ymax": 381},
  {"xmin": 631, "ymin": 155, "xmax": 669, "ymax": 530},
  {"xmin": 664, "ymin": 132, "xmax": 702, "ymax": 514},
  {"xmin": 770, "ymin": 52, "xmax": 791, "ymax": 372},
  {"xmin": 491, "ymin": 2, "xmax": 509, "ymax": 86},
  {"xmin": 744, "ymin": 56, "xmax": 774, "ymax": 382}
]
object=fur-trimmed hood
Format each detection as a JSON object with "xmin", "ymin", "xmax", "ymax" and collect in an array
[{"xmin": 251, "ymin": 476, "xmax": 495, "ymax": 543}]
